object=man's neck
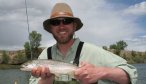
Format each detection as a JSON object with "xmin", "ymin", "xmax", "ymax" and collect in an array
[{"xmin": 57, "ymin": 39, "xmax": 75, "ymax": 56}]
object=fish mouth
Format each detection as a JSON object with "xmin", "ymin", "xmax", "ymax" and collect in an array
[
  {"xmin": 20, "ymin": 64, "xmax": 31, "ymax": 71},
  {"xmin": 20, "ymin": 67, "xmax": 26, "ymax": 71},
  {"xmin": 21, "ymin": 64, "xmax": 26, "ymax": 67},
  {"xmin": 20, "ymin": 67, "xmax": 31, "ymax": 71}
]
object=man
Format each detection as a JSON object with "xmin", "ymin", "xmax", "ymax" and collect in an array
[{"xmin": 29, "ymin": 3, "xmax": 137, "ymax": 84}]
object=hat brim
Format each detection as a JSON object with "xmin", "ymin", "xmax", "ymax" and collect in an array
[{"xmin": 43, "ymin": 17, "xmax": 83, "ymax": 33}]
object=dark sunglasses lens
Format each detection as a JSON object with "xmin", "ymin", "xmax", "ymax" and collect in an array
[
  {"xmin": 50, "ymin": 18, "xmax": 74, "ymax": 26},
  {"xmin": 49, "ymin": 19, "xmax": 60, "ymax": 26},
  {"xmin": 63, "ymin": 18, "xmax": 74, "ymax": 25}
]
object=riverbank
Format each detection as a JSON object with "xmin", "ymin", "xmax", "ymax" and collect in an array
[
  {"xmin": 0, "ymin": 48, "xmax": 146, "ymax": 64},
  {"xmin": 0, "ymin": 64, "xmax": 20, "ymax": 69}
]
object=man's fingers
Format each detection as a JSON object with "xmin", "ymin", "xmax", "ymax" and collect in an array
[
  {"xmin": 31, "ymin": 66, "xmax": 45, "ymax": 78},
  {"xmin": 41, "ymin": 67, "xmax": 50, "ymax": 78}
]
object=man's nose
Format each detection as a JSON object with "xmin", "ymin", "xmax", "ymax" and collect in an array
[
  {"xmin": 59, "ymin": 21, "xmax": 65, "ymax": 26},
  {"xmin": 58, "ymin": 21, "xmax": 66, "ymax": 28}
]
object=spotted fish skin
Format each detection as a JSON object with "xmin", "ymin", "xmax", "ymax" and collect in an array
[{"xmin": 20, "ymin": 59, "xmax": 78, "ymax": 78}]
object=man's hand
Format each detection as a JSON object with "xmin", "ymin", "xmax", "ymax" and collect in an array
[
  {"xmin": 74, "ymin": 62, "xmax": 130, "ymax": 84},
  {"xmin": 31, "ymin": 66, "xmax": 54, "ymax": 84},
  {"xmin": 74, "ymin": 62, "xmax": 106, "ymax": 84}
]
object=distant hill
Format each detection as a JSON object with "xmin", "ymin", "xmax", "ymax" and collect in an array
[
  {"xmin": 0, "ymin": 50, "xmax": 26, "ymax": 64},
  {"xmin": 107, "ymin": 49, "xmax": 146, "ymax": 63}
]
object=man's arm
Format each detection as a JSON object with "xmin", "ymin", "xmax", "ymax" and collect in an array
[
  {"xmin": 103, "ymin": 67, "xmax": 130, "ymax": 84},
  {"xmin": 75, "ymin": 62, "xmax": 130, "ymax": 84}
]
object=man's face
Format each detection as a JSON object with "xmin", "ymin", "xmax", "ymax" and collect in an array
[{"xmin": 49, "ymin": 17, "xmax": 76, "ymax": 44}]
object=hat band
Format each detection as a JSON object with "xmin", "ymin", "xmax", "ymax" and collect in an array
[{"xmin": 50, "ymin": 12, "xmax": 73, "ymax": 18}]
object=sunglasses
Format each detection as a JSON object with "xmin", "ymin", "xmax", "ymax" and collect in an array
[{"xmin": 49, "ymin": 18, "xmax": 74, "ymax": 26}]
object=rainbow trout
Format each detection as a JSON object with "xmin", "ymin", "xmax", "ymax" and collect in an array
[{"xmin": 20, "ymin": 59, "xmax": 78, "ymax": 81}]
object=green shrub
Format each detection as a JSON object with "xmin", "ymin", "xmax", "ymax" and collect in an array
[{"xmin": 2, "ymin": 51, "xmax": 9, "ymax": 64}]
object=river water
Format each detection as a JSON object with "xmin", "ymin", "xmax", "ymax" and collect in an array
[
  {"xmin": 0, "ymin": 69, "xmax": 30, "ymax": 84},
  {"xmin": 0, "ymin": 64, "xmax": 145, "ymax": 84},
  {"xmin": 133, "ymin": 64, "xmax": 146, "ymax": 84}
]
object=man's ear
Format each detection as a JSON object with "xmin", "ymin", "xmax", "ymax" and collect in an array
[
  {"xmin": 73, "ymin": 22, "xmax": 77, "ymax": 31},
  {"xmin": 48, "ymin": 26, "xmax": 53, "ymax": 33}
]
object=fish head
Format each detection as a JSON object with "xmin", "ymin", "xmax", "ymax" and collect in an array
[{"xmin": 20, "ymin": 61, "xmax": 37, "ymax": 71}]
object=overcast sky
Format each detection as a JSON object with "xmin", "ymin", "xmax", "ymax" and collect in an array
[{"xmin": 0, "ymin": 0, "xmax": 146, "ymax": 51}]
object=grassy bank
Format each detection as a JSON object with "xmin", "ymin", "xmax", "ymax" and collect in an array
[{"xmin": 0, "ymin": 64, "xmax": 20, "ymax": 69}]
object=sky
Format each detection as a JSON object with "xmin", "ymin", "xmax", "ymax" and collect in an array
[{"xmin": 0, "ymin": 0, "xmax": 146, "ymax": 51}]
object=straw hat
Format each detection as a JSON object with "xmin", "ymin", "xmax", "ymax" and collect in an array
[{"xmin": 43, "ymin": 3, "xmax": 83, "ymax": 32}]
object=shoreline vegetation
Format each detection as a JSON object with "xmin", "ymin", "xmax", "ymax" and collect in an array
[
  {"xmin": 0, "ymin": 48, "xmax": 146, "ymax": 69},
  {"xmin": 0, "ymin": 64, "xmax": 20, "ymax": 69}
]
